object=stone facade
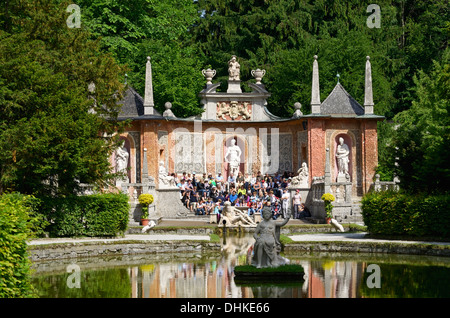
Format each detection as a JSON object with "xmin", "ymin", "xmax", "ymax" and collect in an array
[{"xmin": 115, "ymin": 55, "xmax": 384, "ymax": 223}]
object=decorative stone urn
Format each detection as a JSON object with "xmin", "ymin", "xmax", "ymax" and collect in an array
[
  {"xmin": 202, "ymin": 68, "xmax": 216, "ymax": 85},
  {"xmin": 251, "ymin": 69, "xmax": 266, "ymax": 84}
]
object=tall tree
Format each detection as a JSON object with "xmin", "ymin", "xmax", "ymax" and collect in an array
[
  {"xmin": 77, "ymin": 0, "xmax": 205, "ymax": 117},
  {"xmin": 0, "ymin": 0, "xmax": 127, "ymax": 196},
  {"xmin": 387, "ymin": 48, "xmax": 449, "ymax": 193}
]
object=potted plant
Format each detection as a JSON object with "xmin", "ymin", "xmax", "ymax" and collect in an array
[
  {"xmin": 321, "ymin": 193, "xmax": 335, "ymax": 224},
  {"xmin": 138, "ymin": 193, "xmax": 154, "ymax": 226}
]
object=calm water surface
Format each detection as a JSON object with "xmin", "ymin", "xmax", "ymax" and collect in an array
[{"xmin": 31, "ymin": 234, "xmax": 450, "ymax": 298}]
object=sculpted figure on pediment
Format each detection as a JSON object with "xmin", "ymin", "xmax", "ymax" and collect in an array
[{"xmin": 228, "ymin": 55, "xmax": 240, "ymax": 81}]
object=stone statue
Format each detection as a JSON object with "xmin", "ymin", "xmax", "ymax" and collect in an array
[
  {"xmin": 224, "ymin": 139, "xmax": 241, "ymax": 176},
  {"xmin": 251, "ymin": 205, "xmax": 290, "ymax": 268},
  {"xmin": 158, "ymin": 160, "xmax": 176, "ymax": 188},
  {"xmin": 228, "ymin": 55, "xmax": 240, "ymax": 81},
  {"xmin": 219, "ymin": 201, "xmax": 256, "ymax": 227},
  {"xmin": 292, "ymin": 102, "xmax": 303, "ymax": 118},
  {"xmin": 291, "ymin": 162, "xmax": 309, "ymax": 187},
  {"xmin": 115, "ymin": 142, "xmax": 129, "ymax": 185},
  {"xmin": 162, "ymin": 102, "xmax": 176, "ymax": 118},
  {"xmin": 336, "ymin": 137, "xmax": 350, "ymax": 181},
  {"xmin": 115, "ymin": 143, "xmax": 129, "ymax": 173}
]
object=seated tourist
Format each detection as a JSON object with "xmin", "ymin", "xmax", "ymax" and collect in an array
[
  {"xmin": 181, "ymin": 190, "xmax": 190, "ymax": 208},
  {"xmin": 298, "ymin": 203, "xmax": 312, "ymax": 218},
  {"xmin": 236, "ymin": 171, "xmax": 245, "ymax": 187},
  {"xmin": 237, "ymin": 185, "xmax": 246, "ymax": 197},
  {"xmin": 227, "ymin": 173, "xmax": 236, "ymax": 190},
  {"xmin": 196, "ymin": 198, "xmax": 206, "ymax": 215},
  {"xmin": 213, "ymin": 200, "xmax": 222, "ymax": 223},
  {"xmin": 205, "ymin": 197, "xmax": 213, "ymax": 215},
  {"xmin": 272, "ymin": 200, "xmax": 281, "ymax": 219},
  {"xmin": 216, "ymin": 191, "xmax": 225, "ymax": 204},
  {"xmin": 196, "ymin": 179, "xmax": 205, "ymax": 197},
  {"xmin": 189, "ymin": 190, "xmax": 198, "ymax": 212},
  {"xmin": 256, "ymin": 199, "xmax": 263, "ymax": 215},
  {"xmin": 215, "ymin": 172, "xmax": 224, "ymax": 186},
  {"xmin": 202, "ymin": 180, "xmax": 210, "ymax": 197},
  {"xmin": 229, "ymin": 190, "xmax": 238, "ymax": 205},
  {"xmin": 248, "ymin": 202, "xmax": 257, "ymax": 216}
]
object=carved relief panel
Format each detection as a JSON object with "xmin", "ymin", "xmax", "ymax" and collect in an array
[{"xmin": 216, "ymin": 101, "xmax": 252, "ymax": 120}]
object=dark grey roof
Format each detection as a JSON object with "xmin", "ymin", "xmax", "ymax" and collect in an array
[
  {"xmin": 320, "ymin": 83, "xmax": 364, "ymax": 116},
  {"xmin": 117, "ymin": 87, "xmax": 144, "ymax": 118}
]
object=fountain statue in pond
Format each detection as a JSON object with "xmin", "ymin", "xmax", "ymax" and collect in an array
[
  {"xmin": 219, "ymin": 201, "xmax": 256, "ymax": 228},
  {"xmin": 251, "ymin": 204, "xmax": 291, "ymax": 268}
]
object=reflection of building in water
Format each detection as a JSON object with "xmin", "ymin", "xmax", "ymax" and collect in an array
[
  {"xmin": 127, "ymin": 255, "xmax": 365, "ymax": 298},
  {"xmin": 301, "ymin": 260, "xmax": 365, "ymax": 298},
  {"xmin": 128, "ymin": 260, "xmax": 235, "ymax": 298}
]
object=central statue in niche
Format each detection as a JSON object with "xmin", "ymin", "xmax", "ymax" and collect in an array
[
  {"xmin": 336, "ymin": 137, "xmax": 350, "ymax": 182},
  {"xmin": 224, "ymin": 138, "xmax": 242, "ymax": 177}
]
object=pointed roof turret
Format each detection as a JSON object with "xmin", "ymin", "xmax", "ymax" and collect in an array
[
  {"xmin": 364, "ymin": 56, "xmax": 374, "ymax": 114},
  {"xmin": 320, "ymin": 83, "xmax": 364, "ymax": 117},
  {"xmin": 144, "ymin": 56, "xmax": 160, "ymax": 115},
  {"xmin": 311, "ymin": 55, "xmax": 321, "ymax": 114}
]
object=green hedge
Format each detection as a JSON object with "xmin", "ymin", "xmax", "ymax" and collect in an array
[
  {"xmin": 0, "ymin": 193, "xmax": 41, "ymax": 298},
  {"xmin": 39, "ymin": 193, "xmax": 129, "ymax": 237},
  {"xmin": 361, "ymin": 191, "xmax": 450, "ymax": 238}
]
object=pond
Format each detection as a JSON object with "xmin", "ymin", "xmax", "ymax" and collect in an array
[{"xmin": 31, "ymin": 234, "xmax": 450, "ymax": 298}]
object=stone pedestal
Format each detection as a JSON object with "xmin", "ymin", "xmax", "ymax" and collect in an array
[
  {"xmin": 156, "ymin": 187, "xmax": 189, "ymax": 218},
  {"xmin": 227, "ymin": 80, "xmax": 242, "ymax": 93},
  {"xmin": 337, "ymin": 173, "xmax": 350, "ymax": 183}
]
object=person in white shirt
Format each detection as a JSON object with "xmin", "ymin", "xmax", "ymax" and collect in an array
[
  {"xmin": 281, "ymin": 189, "xmax": 290, "ymax": 218},
  {"xmin": 250, "ymin": 173, "xmax": 257, "ymax": 185},
  {"xmin": 216, "ymin": 172, "xmax": 224, "ymax": 184}
]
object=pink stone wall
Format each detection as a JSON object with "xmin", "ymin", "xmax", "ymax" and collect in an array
[{"xmin": 123, "ymin": 117, "xmax": 379, "ymax": 196}]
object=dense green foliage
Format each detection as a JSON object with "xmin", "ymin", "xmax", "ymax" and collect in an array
[
  {"xmin": 76, "ymin": 0, "xmax": 205, "ymax": 117},
  {"xmin": 38, "ymin": 193, "xmax": 129, "ymax": 237},
  {"xmin": 361, "ymin": 191, "xmax": 450, "ymax": 238},
  {"xmin": 0, "ymin": 0, "xmax": 128, "ymax": 196},
  {"xmin": 0, "ymin": 193, "xmax": 45, "ymax": 298},
  {"xmin": 382, "ymin": 49, "xmax": 449, "ymax": 192}
]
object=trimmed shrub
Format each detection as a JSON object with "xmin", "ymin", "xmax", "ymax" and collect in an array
[
  {"xmin": 361, "ymin": 191, "xmax": 450, "ymax": 238},
  {"xmin": 39, "ymin": 193, "xmax": 129, "ymax": 237},
  {"xmin": 0, "ymin": 193, "xmax": 42, "ymax": 298}
]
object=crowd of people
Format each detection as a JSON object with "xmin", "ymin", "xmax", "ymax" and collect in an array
[{"xmin": 174, "ymin": 170, "xmax": 311, "ymax": 220}]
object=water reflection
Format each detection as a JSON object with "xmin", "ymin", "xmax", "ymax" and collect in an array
[{"xmin": 31, "ymin": 234, "xmax": 450, "ymax": 298}]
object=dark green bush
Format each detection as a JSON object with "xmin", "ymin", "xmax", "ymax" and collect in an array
[
  {"xmin": 361, "ymin": 191, "xmax": 450, "ymax": 238},
  {"xmin": 0, "ymin": 193, "xmax": 42, "ymax": 298},
  {"xmin": 39, "ymin": 193, "xmax": 129, "ymax": 237}
]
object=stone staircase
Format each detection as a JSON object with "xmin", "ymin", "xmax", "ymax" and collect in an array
[{"xmin": 347, "ymin": 198, "xmax": 364, "ymax": 225}]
